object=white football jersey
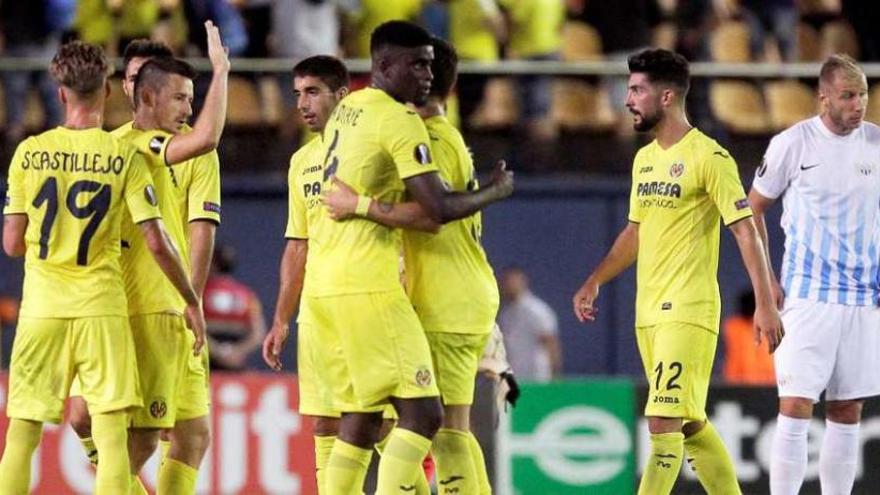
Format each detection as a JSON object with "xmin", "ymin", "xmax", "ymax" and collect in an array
[{"xmin": 753, "ymin": 116, "xmax": 880, "ymax": 306}]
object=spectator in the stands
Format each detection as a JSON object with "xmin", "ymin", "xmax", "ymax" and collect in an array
[
  {"xmin": 736, "ymin": 0, "xmax": 798, "ymax": 62},
  {"xmin": 204, "ymin": 245, "xmax": 267, "ymax": 371},
  {"xmin": 722, "ymin": 289, "xmax": 775, "ymax": 385},
  {"xmin": 345, "ymin": 0, "xmax": 423, "ymax": 58},
  {"xmin": 499, "ymin": 0, "xmax": 565, "ymax": 141},
  {"xmin": 497, "ymin": 266, "xmax": 562, "ymax": 382},
  {"xmin": 0, "ymin": 0, "xmax": 64, "ymax": 143}
]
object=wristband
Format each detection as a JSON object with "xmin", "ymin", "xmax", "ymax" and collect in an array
[{"xmin": 355, "ymin": 196, "xmax": 372, "ymax": 217}]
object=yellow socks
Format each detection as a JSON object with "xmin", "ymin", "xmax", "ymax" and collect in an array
[
  {"xmin": 157, "ymin": 457, "xmax": 198, "ymax": 494},
  {"xmin": 376, "ymin": 428, "xmax": 433, "ymax": 495},
  {"xmin": 683, "ymin": 421, "xmax": 742, "ymax": 495},
  {"xmin": 79, "ymin": 436, "xmax": 99, "ymax": 466},
  {"xmin": 315, "ymin": 435, "xmax": 336, "ymax": 494},
  {"xmin": 432, "ymin": 428, "xmax": 478, "ymax": 494},
  {"xmin": 638, "ymin": 431, "xmax": 684, "ymax": 495},
  {"xmin": 376, "ymin": 430, "xmax": 431, "ymax": 495},
  {"xmin": 130, "ymin": 475, "xmax": 149, "ymax": 495},
  {"xmin": 92, "ymin": 411, "xmax": 131, "ymax": 495},
  {"xmin": 467, "ymin": 432, "xmax": 492, "ymax": 494},
  {"xmin": 0, "ymin": 418, "xmax": 43, "ymax": 494},
  {"xmin": 159, "ymin": 438, "xmax": 172, "ymax": 466},
  {"xmin": 325, "ymin": 439, "xmax": 373, "ymax": 495}
]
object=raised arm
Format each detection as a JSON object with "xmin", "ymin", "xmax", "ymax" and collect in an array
[
  {"xmin": 403, "ymin": 159, "xmax": 514, "ymax": 224},
  {"xmin": 572, "ymin": 221, "xmax": 640, "ymax": 322},
  {"xmin": 165, "ymin": 21, "xmax": 230, "ymax": 165},
  {"xmin": 139, "ymin": 218, "xmax": 206, "ymax": 354},
  {"xmin": 263, "ymin": 238, "xmax": 309, "ymax": 370},
  {"xmin": 728, "ymin": 216, "xmax": 784, "ymax": 353},
  {"xmin": 323, "ymin": 176, "xmax": 439, "ymax": 233}
]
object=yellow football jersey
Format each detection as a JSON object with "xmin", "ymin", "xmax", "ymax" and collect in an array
[
  {"xmin": 628, "ymin": 128, "xmax": 753, "ymax": 332},
  {"xmin": 112, "ymin": 125, "xmax": 188, "ymax": 315},
  {"xmin": 403, "ymin": 115, "xmax": 499, "ymax": 334},
  {"xmin": 285, "ymin": 136, "xmax": 324, "ymax": 241},
  {"xmin": 305, "ymin": 88, "xmax": 438, "ymax": 297},
  {"xmin": 448, "ymin": 0, "xmax": 500, "ymax": 62},
  {"xmin": 115, "ymin": 122, "xmax": 222, "ymax": 255},
  {"xmin": 349, "ymin": 0, "xmax": 423, "ymax": 57},
  {"xmin": 4, "ymin": 127, "xmax": 160, "ymax": 318},
  {"xmin": 499, "ymin": 0, "xmax": 565, "ymax": 57}
]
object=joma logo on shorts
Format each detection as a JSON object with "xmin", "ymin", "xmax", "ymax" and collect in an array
[{"xmin": 652, "ymin": 395, "xmax": 680, "ymax": 404}]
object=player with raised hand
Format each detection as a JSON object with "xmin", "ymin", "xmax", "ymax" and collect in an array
[
  {"xmin": 572, "ymin": 48, "xmax": 782, "ymax": 495},
  {"xmin": 0, "ymin": 41, "xmax": 203, "ymax": 494},
  {"xmin": 66, "ymin": 22, "xmax": 227, "ymax": 494}
]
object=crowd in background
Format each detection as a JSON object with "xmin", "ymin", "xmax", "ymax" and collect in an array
[{"xmin": 2, "ymin": 0, "xmax": 880, "ymax": 145}]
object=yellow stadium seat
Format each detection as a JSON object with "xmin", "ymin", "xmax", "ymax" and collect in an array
[
  {"xmin": 865, "ymin": 84, "xmax": 880, "ymax": 126},
  {"xmin": 710, "ymin": 80, "xmax": 771, "ymax": 134},
  {"xmin": 550, "ymin": 79, "xmax": 616, "ymax": 133},
  {"xmin": 652, "ymin": 21, "xmax": 677, "ymax": 51},
  {"xmin": 468, "ymin": 78, "xmax": 518, "ymax": 130},
  {"xmin": 821, "ymin": 20, "xmax": 859, "ymax": 59},
  {"xmin": 227, "ymin": 76, "xmax": 263, "ymax": 126},
  {"xmin": 797, "ymin": 23, "xmax": 821, "ymax": 62},
  {"xmin": 711, "ymin": 21, "xmax": 752, "ymax": 62},
  {"xmin": 561, "ymin": 21, "xmax": 603, "ymax": 61},
  {"xmin": 764, "ymin": 80, "xmax": 817, "ymax": 131},
  {"xmin": 104, "ymin": 78, "xmax": 132, "ymax": 130}
]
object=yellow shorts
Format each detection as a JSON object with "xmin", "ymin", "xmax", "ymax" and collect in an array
[
  {"xmin": 9, "ymin": 316, "xmax": 141, "ymax": 424},
  {"xmin": 297, "ymin": 322, "xmax": 341, "ymax": 418},
  {"xmin": 305, "ymin": 290, "xmax": 439, "ymax": 411},
  {"xmin": 70, "ymin": 314, "xmax": 209, "ymax": 427},
  {"xmin": 426, "ymin": 332, "xmax": 491, "ymax": 406},
  {"xmin": 175, "ymin": 331, "xmax": 210, "ymax": 422},
  {"xmin": 636, "ymin": 322, "xmax": 718, "ymax": 422}
]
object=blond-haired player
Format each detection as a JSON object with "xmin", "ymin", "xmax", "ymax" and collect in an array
[
  {"xmin": 750, "ymin": 55, "xmax": 880, "ymax": 495},
  {"xmin": 66, "ymin": 24, "xmax": 227, "ymax": 494},
  {"xmin": 0, "ymin": 41, "xmax": 204, "ymax": 494}
]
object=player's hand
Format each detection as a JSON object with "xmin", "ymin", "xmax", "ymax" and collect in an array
[
  {"xmin": 487, "ymin": 160, "xmax": 514, "ymax": 200},
  {"xmin": 754, "ymin": 303, "xmax": 784, "ymax": 353},
  {"xmin": 323, "ymin": 176, "xmax": 359, "ymax": 221},
  {"xmin": 184, "ymin": 302, "xmax": 207, "ymax": 356},
  {"xmin": 205, "ymin": 21, "xmax": 230, "ymax": 74},
  {"xmin": 262, "ymin": 323, "xmax": 290, "ymax": 371},
  {"xmin": 572, "ymin": 278, "xmax": 600, "ymax": 322},
  {"xmin": 770, "ymin": 276, "xmax": 785, "ymax": 310}
]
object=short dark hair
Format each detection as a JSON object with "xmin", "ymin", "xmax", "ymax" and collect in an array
[
  {"xmin": 49, "ymin": 41, "xmax": 111, "ymax": 96},
  {"xmin": 628, "ymin": 48, "xmax": 690, "ymax": 96},
  {"xmin": 292, "ymin": 55, "xmax": 351, "ymax": 92},
  {"xmin": 370, "ymin": 20, "xmax": 432, "ymax": 56},
  {"xmin": 133, "ymin": 57, "xmax": 198, "ymax": 106},
  {"xmin": 429, "ymin": 37, "xmax": 458, "ymax": 99},
  {"xmin": 122, "ymin": 39, "xmax": 173, "ymax": 73}
]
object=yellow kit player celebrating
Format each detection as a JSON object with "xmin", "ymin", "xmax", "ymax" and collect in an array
[
  {"xmin": 66, "ymin": 25, "xmax": 228, "ymax": 494},
  {"xmin": 324, "ymin": 37, "xmax": 496, "ymax": 495},
  {"xmin": 572, "ymin": 49, "xmax": 784, "ymax": 495},
  {"xmin": 292, "ymin": 20, "xmax": 512, "ymax": 495},
  {"xmin": 262, "ymin": 55, "xmax": 351, "ymax": 494},
  {"xmin": 0, "ymin": 41, "xmax": 205, "ymax": 494}
]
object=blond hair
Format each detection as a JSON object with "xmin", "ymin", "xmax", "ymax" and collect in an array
[
  {"xmin": 49, "ymin": 41, "xmax": 111, "ymax": 96},
  {"xmin": 819, "ymin": 54, "xmax": 864, "ymax": 85}
]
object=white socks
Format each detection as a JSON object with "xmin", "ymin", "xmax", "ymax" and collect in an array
[
  {"xmin": 771, "ymin": 415, "xmax": 861, "ymax": 495},
  {"xmin": 819, "ymin": 420, "xmax": 860, "ymax": 495},
  {"xmin": 770, "ymin": 415, "xmax": 810, "ymax": 495}
]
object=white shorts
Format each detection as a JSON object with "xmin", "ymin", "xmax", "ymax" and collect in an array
[{"xmin": 775, "ymin": 299, "xmax": 880, "ymax": 402}]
